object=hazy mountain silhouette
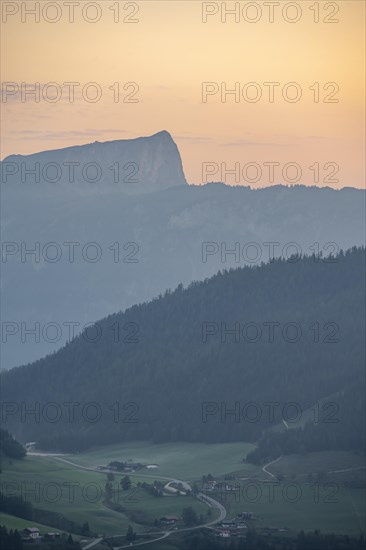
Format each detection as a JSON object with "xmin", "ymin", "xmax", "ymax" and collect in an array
[{"xmin": 1, "ymin": 130, "xmax": 187, "ymax": 193}]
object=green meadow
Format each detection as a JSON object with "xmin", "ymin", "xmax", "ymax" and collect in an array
[
  {"xmin": 0, "ymin": 443, "xmax": 364, "ymax": 537},
  {"xmin": 216, "ymin": 478, "xmax": 365, "ymax": 536},
  {"xmin": 67, "ymin": 440, "xmax": 255, "ymax": 480},
  {"xmin": 0, "ymin": 452, "xmax": 216, "ymax": 535},
  {"xmin": 0, "ymin": 512, "xmax": 71, "ymax": 534}
]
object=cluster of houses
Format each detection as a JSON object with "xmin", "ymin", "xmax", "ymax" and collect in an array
[
  {"xmin": 214, "ymin": 512, "xmax": 254, "ymax": 538},
  {"xmin": 22, "ymin": 527, "xmax": 61, "ymax": 542},
  {"xmin": 97, "ymin": 461, "xmax": 159, "ymax": 473}
]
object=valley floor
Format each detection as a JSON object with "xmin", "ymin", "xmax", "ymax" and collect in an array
[{"xmin": 1, "ymin": 442, "xmax": 365, "ymax": 547}]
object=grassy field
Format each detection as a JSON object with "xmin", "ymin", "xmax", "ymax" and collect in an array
[
  {"xmin": 212, "ymin": 478, "xmax": 365, "ymax": 536},
  {"xmin": 1, "ymin": 454, "xmax": 141, "ymax": 534},
  {"xmin": 267, "ymin": 451, "xmax": 365, "ymax": 478},
  {"xmin": 68, "ymin": 441, "xmax": 255, "ymax": 480},
  {"xmin": 0, "ymin": 453, "xmax": 216, "ymax": 535},
  {"xmin": 209, "ymin": 449, "xmax": 365, "ymax": 536},
  {"xmin": 1, "ymin": 444, "xmax": 365, "ymax": 538},
  {"xmin": 107, "ymin": 486, "xmax": 211, "ymax": 524},
  {"xmin": 0, "ymin": 512, "xmax": 73, "ymax": 534}
]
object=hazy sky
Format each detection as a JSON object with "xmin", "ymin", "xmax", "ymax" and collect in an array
[{"xmin": 1, "ymin": 0, "xmax": 365, "ymax": 187}]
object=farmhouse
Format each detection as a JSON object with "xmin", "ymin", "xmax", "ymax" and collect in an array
[
  {"xmin": 221, "ymin": 519, "xmax": 236, "ymax": 528},
  {"xmin": 237, "ymin": 511, "xmax": 253, "ymax": 519},
  {"xmin": 46, "ymin": 532, "xmax": 61, "ymax": 539},
  {"xmin": 160, "ymin": 515, "xmax": 178, "ymax": 525},
  {"xmin": 225, "ymin": 483, "xmax": 239, "ymax": 491},
  {"xmin": 23, "ymin": 527, "xmax": 40, "ymax": 539}
]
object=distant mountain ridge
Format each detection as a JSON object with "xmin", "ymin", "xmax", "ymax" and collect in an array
[
  {"xmin": 1, "ymin": 130, "xmax": 187, "ymax": 193},
  {"xmin": 1, "ymin": 131, "xmax": 365, "ymax": 369}
]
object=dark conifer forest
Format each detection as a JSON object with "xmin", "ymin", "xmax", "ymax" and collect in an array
[{"xmin": 2, "ymin": 247, "xmax": 365, "ymax": 453}]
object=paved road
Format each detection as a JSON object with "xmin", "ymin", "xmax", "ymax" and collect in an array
[
  {"xmin": 82, "ymin": 537, "xmax": 103, "ymax": 550},
  {"xmin": 262, "ymin": 455, "xmax": 283, "ymax": 478},
  {"xmin": 326, "ymin": 466, "xmax": 366, "ymax": 474},
  {"xmin": 113, "ymin": 531, "xmax": 171, "ymax": 549},
  {"xmin": 196, "ymin": 492, "xmax": 226, "ymax": 525}
]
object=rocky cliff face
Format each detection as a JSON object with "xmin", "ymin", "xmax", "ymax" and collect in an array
[{"xmin": 1, "ymin": 130, "xmax": 187, "ymax": 193}]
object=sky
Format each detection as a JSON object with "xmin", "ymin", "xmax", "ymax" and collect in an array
[{"xmin": 1, "ymin": 0, "xmax": 365, "ymax": 188}]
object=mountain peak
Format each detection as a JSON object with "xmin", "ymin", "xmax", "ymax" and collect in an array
[
  {"xmin": 150, "ymin": 130, "xmax": 172, "ymax": 139},
  {"xmin": 2, "ymin": 131, "xmax": 187, "ymax": 193}
]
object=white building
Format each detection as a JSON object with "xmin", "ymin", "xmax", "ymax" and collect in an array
[{"xmin": 23, "ymin": 527, "xmax": 40, "ymax": 539}]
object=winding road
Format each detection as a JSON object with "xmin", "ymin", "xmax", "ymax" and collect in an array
[{"xmin": 262, "ymin": 455, "xmax": 283, "ymax": 478}]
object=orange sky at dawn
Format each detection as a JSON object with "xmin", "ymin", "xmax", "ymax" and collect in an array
[{"xmin": 1, "ymin": 0, "xmax": 365, "ymax": 187}]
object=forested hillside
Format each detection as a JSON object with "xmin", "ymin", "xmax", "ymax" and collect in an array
[
  {"xmin": 1, "ymin": 247, "xmax": 364, "ymax": 452},
  {"xmin": 0, "ymin": 429, "xmax": 26, "ymax": 460}
]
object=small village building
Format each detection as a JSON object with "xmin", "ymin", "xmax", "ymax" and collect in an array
[
  {"xmin": 23, "ymin": 527, "xmax": 40, "ymax": 539},
  {"xmin": 221, "ymin": 520, "xmax": 236, "ymax": 528},
  {"xmin": 46, "ymin": 532, "xmax": 61, "ymax": 539},
  {"xmin": 160, "ymin": 515, "xmax": 178, "ymax": 525},
  {"xmin": 237, "ymin": 511, "xmax": 253, "ymax": 519}
]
